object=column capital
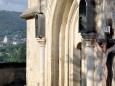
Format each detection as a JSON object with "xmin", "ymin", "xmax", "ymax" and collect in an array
[
  {"xmin": 83, "ymin": 39, "xmax": 95, "ymax": 47},
  {"xmin": 36, "ymin": 38, "xmax": 46, "ymax": 46},
  {"xmin": 81, "ymin": 33, "xmax": 96, "ymax": 39}
]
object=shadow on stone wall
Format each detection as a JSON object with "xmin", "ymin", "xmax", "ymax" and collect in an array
[{"xmin": 0, "ymin": 63, "xmax": 26, "ymax": 86}]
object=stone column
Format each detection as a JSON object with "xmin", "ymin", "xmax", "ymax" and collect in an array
[
  {"xmin": 85, "ymin": 39, "xmax": 95, "ymax": 86},
  {"xmin": 82, "ymin": 33, "xmax": 95, "ymax": 86},
  {"xmin": 81, "ymin": 40, "xmax": 86, "ymax": 86},
  {"xmin": 37, "ymin": 38, "xmax": 46, "ymax": 86}
]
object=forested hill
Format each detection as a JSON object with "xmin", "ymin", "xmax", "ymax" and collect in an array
[{"xmin": 0, "ymin": 10, "xmax": 26, "ymax": 41}]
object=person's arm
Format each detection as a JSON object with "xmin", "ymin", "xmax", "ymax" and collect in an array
[{"xmin": 107, "ymin": 44, "xmax": 115, "ymax": 53}]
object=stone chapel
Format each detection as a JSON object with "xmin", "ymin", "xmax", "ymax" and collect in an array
[{"xmin": 21, "ymin": 0, "xmax": 115, "ymax": 86}]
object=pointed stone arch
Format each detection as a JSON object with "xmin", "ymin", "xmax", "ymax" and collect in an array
[
  {"xmin": 46, "ymin": 0, "xmax": 83, "ymax": 86},
  {"xmin": 51, "ymin": 0, "xmax": 75, "ymax": 86},
  {"xmin": 64, "ymin": 0, "xmax": 82, "ymax": 86},
  {"xmin": 58, "ymin": 0, "xmax": 75, "ymax": 86},
  {"xmin": 47, "ymin": 0, "xmax": 74, "ymax": 86}
]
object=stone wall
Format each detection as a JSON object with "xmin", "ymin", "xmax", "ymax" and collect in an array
[
  {"xmin": 0, "ymin": 63, "xmax": 26, "ymax": 86},
  {"xmin": 24, "ymin": 0, "xmax": 115, "ymax": 86}
]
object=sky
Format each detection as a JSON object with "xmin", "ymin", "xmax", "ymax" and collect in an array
[{"xmin": 0, "ymin": 0, "xmax": 27, "ymax": 12}]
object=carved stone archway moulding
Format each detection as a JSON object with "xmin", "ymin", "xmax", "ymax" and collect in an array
[
  {"xmin": 45, "ymin": 0, "xmax": 82, "ymax": 86},
  {"xmin": 20, "ymin": 0, "xmax": 106, "ymax": 86},
  {"xmin": 64, "ymin": 0, "xmax": 82, "ymax": 86}
]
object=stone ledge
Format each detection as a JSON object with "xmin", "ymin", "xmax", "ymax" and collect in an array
[
  {"xmin": 20, "ymin": 6, "xmax": 40, "ymax": 19},
  {"xmin": 36, "ymin": 38, "xmax": 46, "ymax": 46}
]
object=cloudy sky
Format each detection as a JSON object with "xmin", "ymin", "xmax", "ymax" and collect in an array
[{"xmin": 0, "ymin": 0, "xmax": 27, "ymax": 12}]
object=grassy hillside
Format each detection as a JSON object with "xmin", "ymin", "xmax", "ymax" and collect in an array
[
  {"xmin": 0, "ymin": 10, "xmax": 26, "ymax": 41},
  {"xmin": 0, "ymin": 10, "xmax": 26, "ymax": 63}
]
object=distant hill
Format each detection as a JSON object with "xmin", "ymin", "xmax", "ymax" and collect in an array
[{"xmin": 0, "ymin": 10, "xmax": 26, "ymax": 41}]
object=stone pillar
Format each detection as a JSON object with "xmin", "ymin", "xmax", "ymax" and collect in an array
[
  {"xmin": 37, "ymin": 38, "xmax": 46, "ymax": 86},
  {"xmin": 81, "ymin": 40, "xmax": 86, "ymax": 86},
  {"xmin": 85, "ymin": 39, "xmax": 95, "ymax": 86}
]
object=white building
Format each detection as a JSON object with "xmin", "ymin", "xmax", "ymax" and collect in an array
[
  {"xmin": 12, "ymin": 41, "xmax": 17, "ymax": 45},
  {"xmin": 3, "ymin": 36, "xmax": 8, "ymax": 44}
]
